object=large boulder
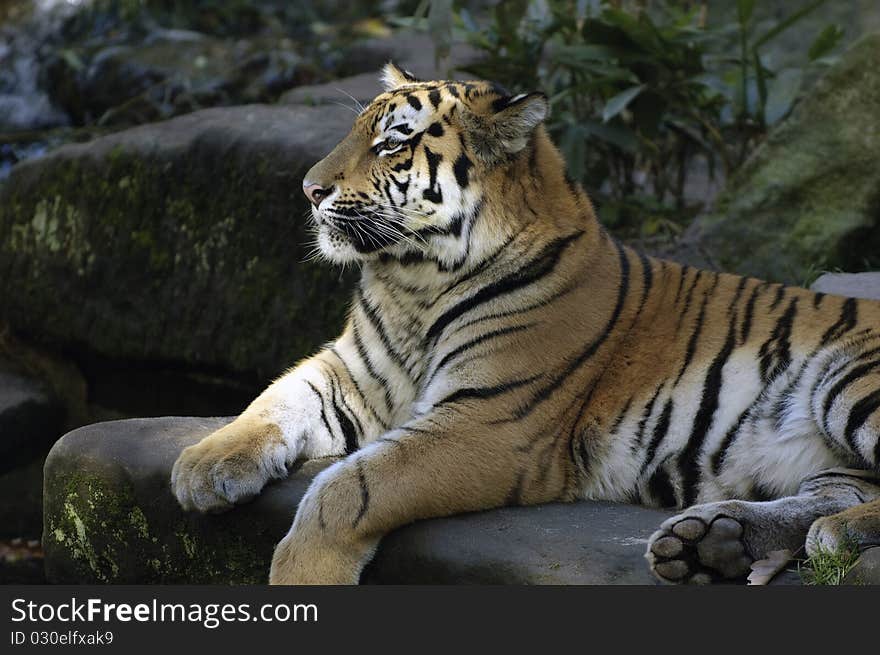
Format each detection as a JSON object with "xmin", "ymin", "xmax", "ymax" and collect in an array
[
  {"xmin": 0, "ymin": 369, "xmax": 64, "ymax": 474},
  {"xmin": 43, "ymin": 417, "xmax": 673, "ymax": 584},
  {"xmin": 0, "ymin": 367, "xmax": 65, "ymax": 539},
  {"xmin": 690, "ymin": 33, "xmax": 880, "ymax": 285},
  {"xmin": 811, "ymin": 272, "xmax": 880, "ymax": 301},
  {"xmin": 282, "ymin": 32, "xmax": 479, "ymax": 107},
  {"xmin": 0, "ymin": 104, "xmax": 357, "ymax": 382}
]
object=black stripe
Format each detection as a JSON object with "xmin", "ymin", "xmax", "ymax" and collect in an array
[
  {"xmin": 356, "ymin": 287, "xmax": 409, "ymax": 374},
  {"xmin": 502, "ymin": 240, "xmax": 631, "ymax": 421},
  {"xmin": 637, "ymin": 250, "xmax": 653, "ymax": 314},
  {"xmin": 673, "ymin": 265, "xmax": 690, "ymax": 304},
  {"xmin": 330, "ymin": 346, "xmax": 388, "ymax": 430},
  {"xmin": 611, "ymin": 397, "xmax": 633, "ymax": 435},
  {"xmin": 821, "ymin": 356, "xmax": 880, "ymax": 438},
  {"xmin": 440, "ymin": 374, "xmax": 542, "ymax": 405},
  {"xmin": 306, "ymin": 381, "xmax": 335, "ymax": 440},
  {"xmin": 727, "ymin": 276, "xmax": 748, "ymax": 313},
  {"xmin": 453, "ymin": 153, "xmax": 473, "ymax": 188},
  {"xmin": 813, "ymin": 292, "xmax": 826, "ymax": 309},
  {"xmin": 843, "ymin": 388, "xmax": 880, "ymax": 460},
  {"xmin": 424, "ymin": 231, "xmax": 583, "ymax": 343},
  {"xmin": 710, "ymin": 407, "xmax": 747, "ymax": 475},
  {"xmin": 821, "ymin": 297, "xmax": 858, "ymax": 345},
  {"xmin": 328, "ymin": 382, "xmax": 359, "ymax": 455},
  {"xmin": 634, "ymin": 385, "xmax": 662, "ymax": 449},
  {"xmin": 323, "ymin": 365, "xmax": 364, "ymax": 439},
  {"xmin": 352, "ymin": 322, "xmax": 395, "ymax": 415},
  {"xmin": 769, "ymin": 283, "xmax": 787, "ymax": 311},
  {"xmin": 677, "ymin": 317, "xmax": 738, "ymax": 506},
  {"xmin": 352, "ymin": 460, "xmax": 370, "ymax": 528},
  {"xmin": 758, "ymin": 297, "xmax": 799, "ymax": 381},
  {"xmin": 676, "ymin": 270, "xmax": 703, "ymax": 330},
  {"xmin": 453, "ymin": 276, "xmax": 581, "ymax": 333},
  {"xmin": 740, "ymin": 283, "xmax": 763, "ymax": 342},
  {"xmin": 648, "ymin": 465, "xmax": 678, "ymax": 508},
  {"xmin": 641, "ymin": 398, "xmax": 673, "ymax": 474},
  {"xmin": 673, "ymin": 289, "xmax": 710, "ymax": 385},
  {"xmin": 426, "ymin": 322, "xmax": 534, "ymax": 386}
]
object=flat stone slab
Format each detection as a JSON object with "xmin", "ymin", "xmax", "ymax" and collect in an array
[
  {"xmin": 844, "ymin": 547, "xmax": 880, "ymax": 585},
  {"xmin": 811, "ymin": 272, "xmax": 880, "ymax": 301},
  {"xmin": 43, "ymin": 417, "xmax": 673, "ymax": 584}
]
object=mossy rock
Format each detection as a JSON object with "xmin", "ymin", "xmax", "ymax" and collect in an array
[
  {"xmin": 42, "ymin": 417, "xmax": 319, "ymax": 584},
  {"xmin": 0, "ymin": 104, "xmax": 357, "ymax": 380},
  {"xmin": 43, "ymin": 417, "xmax": 677, "ymax": 584},
  {"xmin": 695, "ymin": 32, "xmax": 880, "ymax": 285}
]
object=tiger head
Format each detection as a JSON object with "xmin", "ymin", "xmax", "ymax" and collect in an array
[{"xmin": 302, "ymin": 63, "xmax": 553, "ymax": 270}]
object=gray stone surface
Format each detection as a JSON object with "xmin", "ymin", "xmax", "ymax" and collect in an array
[
  {"xmin": 0, "ymin": 369, "xmax": 64, "ymax": 475},
  {"xmin": 43, "ymin": 417, "xmax": 673, "ymax": 584},
  {"xmin": 688, "ymin": 33, "xmax": 880, "ymax": 285},
  {"xmin": 282, "ymin": 31, "xmax": 479, "ymax": 106},
  {"xmin": 844, "ymin": 547, "xmax": 880, "ymax": 585},
  {"xmin": 0, "ymin": 104, "xmax": 358, "ymax": 381},
  {"xmin": 0, "ymin": 366, "xmax": 65, "ymax": 541},
  {"xmin": 811, "ymin": 272, "xmax": 880, "ymax": 301},
  {"xmin": 0, "ymin": 457, "xmax": 45, "ymax": 539}
]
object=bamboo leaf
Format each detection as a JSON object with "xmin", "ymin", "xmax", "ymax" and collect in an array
[
  {"xmin": 602, "ymin": 84, "xmax": 644, "ymax": 123},
  {"xmin": 808, "ymin": 24, "xmax": 844, "ymax": 61}
]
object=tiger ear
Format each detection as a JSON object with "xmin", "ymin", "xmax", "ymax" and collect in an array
[
  {"xmin": 491, "ymin": 93, "xmax": 550, "ymax": 153},
  {"xmin": 380, "ymin": 62, "xmax": 421, "ymax": 91},
  {"xmin": 461, "ymin": 92, "xmax": 550, "ymax": 164}
]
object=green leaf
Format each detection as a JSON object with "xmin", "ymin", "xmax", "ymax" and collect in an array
[
  {"xmin": 754, "ymin": 0, "xmax": 829, "ymax": 49},
  {"xmin": 736, "ymin": 0, "xmax": 756, "ymax": 26},
  {"xmin": 764, "ymin": 68, "xmax": 804, "ymax": 125},
  {"xmin": 602, "ymin": 84, "xmax": 644, "ymax": 123},
  {"xmin": 581, "ymin": 120, "xmax": 640, "ymax": 152},
  {"xmin": 559, "ymin": 124, "xmax": 587, "ymax": 181},
  {"xmin": 808, "ymin": 24, "xmax": 844, "ymax": 61}
]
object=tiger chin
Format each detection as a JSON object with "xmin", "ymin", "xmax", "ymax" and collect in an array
[{"xmin": 171, "ymin": 63, "xmax": 880, "ymax": 585}]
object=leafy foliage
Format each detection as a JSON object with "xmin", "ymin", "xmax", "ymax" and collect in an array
[{"xmin": 422, "ymin": 0, "xmax": 843, "ymax": 239}]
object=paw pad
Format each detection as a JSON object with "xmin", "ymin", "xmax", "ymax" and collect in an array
[{"xmin": 647, "ymin": 514, "xmax": 752, "ymax": 584}]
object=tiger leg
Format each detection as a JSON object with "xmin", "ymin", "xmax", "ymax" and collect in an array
[
  {"xmin": 646, "ymin": 469, "xmax": 880, "ymax": 584},
  {"xmin": 269, "ymin": 421, "xmax": 531, "ymax": 584},
  {"xmin": 810, "ymin": 344, "xmax": 880, "ymax": 470},
  {"xmin": 172, "ymin": 330, "xmax": 386, "ymax": 512},
  {"xmin": 807, "ymin": 495, "xmax": 880, "ymax": 555}
]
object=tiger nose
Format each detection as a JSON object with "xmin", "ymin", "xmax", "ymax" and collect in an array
[{"xmin": 303, "ymin": 181, "xmax": 331, "ymax": 208}]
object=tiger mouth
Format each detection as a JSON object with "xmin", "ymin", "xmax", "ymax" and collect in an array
[{"xmin": 321, "ymin": 214, "xmax": 403, "ymax": 254}]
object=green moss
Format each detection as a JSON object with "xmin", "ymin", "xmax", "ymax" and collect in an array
[
  {"xmin": 0, "ymin": 131, "xmax": 354, "ymax": 379},
  {"xmin": 699, "ymin": 33, "xmax": 880, "ymax": 284},
  {"xmin": 44, "ymin": 468, "xmax": 269, "ymax": 583}
]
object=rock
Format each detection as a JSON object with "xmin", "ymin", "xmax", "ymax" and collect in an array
[
  {"xmin": 811, "ymin": 272, "xmax": 880, "ymax": 301},
  {"xmin": 843, "ymin": 547, "xmax": 880, "ymax": 585},
  {"xmin": 282, "ymin": 31, "xmax": 479, "ymax": 106},
  {"xmin": 0, "ymin": 456, "xmax": 46, "ymax": 540},
  {"xmin": 0, "ymin": 368, "xmax": 64, "ymax": 475},
  {"xmin": 45, "ymin": 34, "xmax": 318, "ymax": 126},
  {"xmin": 43, "ymin": 417, "xmax": 673, "ymax": 584},
  {"xmin": 0, "ymin": 365, "xmax": 65, "ymax": 543},
  {"xmin": 689, "ymin": 33, "xmax": 880, "ymax": 285},
  {"xmin": 0, "ymin": 104, "xmax": 357, "ymax": 381}
]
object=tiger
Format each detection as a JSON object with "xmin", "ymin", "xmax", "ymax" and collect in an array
[{"xmin": 171, "ymin": 63, "xmax": 880, "ymax": 585}]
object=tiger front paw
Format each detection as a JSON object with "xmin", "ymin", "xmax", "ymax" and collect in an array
[
  {"xmin": 646, "ymin": 502, "xmax": 756, "ymax": 584},
  {"xmin": 171, "ymin": 419, "xmax": 289, "ymax": 513}
]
